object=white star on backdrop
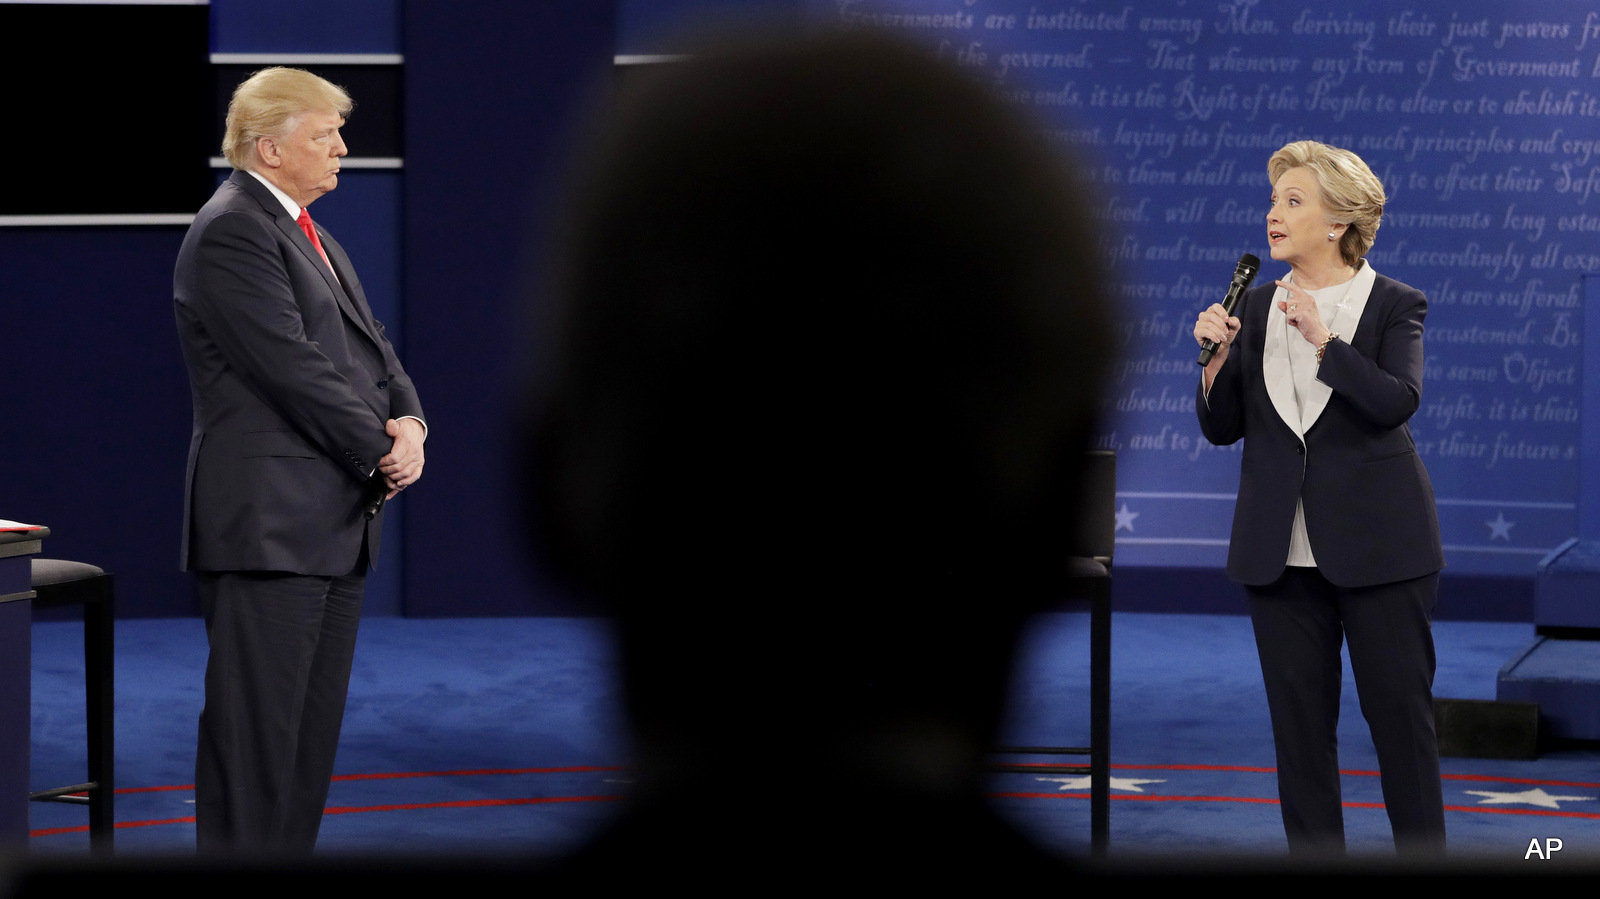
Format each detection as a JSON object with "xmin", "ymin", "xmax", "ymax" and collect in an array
[
  {"xmin": 1036, "ymin": 776, "xmax": 1167, "ymax": 793},
  {"xmin": 1485, "ymin": 512, "xmax": 1515, "ymax": 541},
  {"xmin": 1114, "ymin": 503, "xmax": 1139, "ymax": 533},
  {"xmin": 1464, "ymin": 788, "xmax": 1595, "ymax": 810}
]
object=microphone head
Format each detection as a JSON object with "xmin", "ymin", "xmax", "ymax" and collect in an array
[{"xmin": 1235, "ymin": 253, "xmax": 1260, "ymax": 285}]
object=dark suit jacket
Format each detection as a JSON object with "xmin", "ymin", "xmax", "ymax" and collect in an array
[
  {"xmin": 174, "ymin": 171, "xmax": 424, "ymax": 576},
  {"xmin": 1196, "ymin": 265, "xmax": 1444, "ymax": 588}
]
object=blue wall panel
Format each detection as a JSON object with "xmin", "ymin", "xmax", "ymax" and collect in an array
[
  {"xmin": 210, "ymin": 0, "xmax": 401, "ymax": 54},
  {"xmin": 402, "ymin": 0, "xmax": 617, "ymax": 616},
  {"xmin": 616, "ymin": 0, "xmax": 797, "ymax": 54},
  {"xmin": 0, "ymin": 227, "xmax": 197, "ymax": 617}
]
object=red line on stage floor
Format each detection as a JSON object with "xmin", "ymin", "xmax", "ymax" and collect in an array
[
  {"xmin": 992, "ymin": 793, "xmax": 1593, "ymax": 815},
  {"xmin": 35, "ymin": 762, "xmax": 1594, "ymax": 838},
  {"xmin": 1113, "ymin": 763, "xmax": 1279, "ymax": 774},
  {"xmin": 325, "ymin": 795, "xmax": 622, "ymax": 815},
  {"xmin": 28, "ymin": 795, "xmax": 624, "ymax": 838},
  {"xmin": 996, "ymin": 792, "xmax": 1281, "ymax": 805},
  {"xmin": 106, "ymin": 765, "xmax": 633, "ymax": 796},
  {"xmin": 1103, "ymin": 763, "xmax": 1600, "ymax": 790},
  {"xmin": 33, "ymin": 786, "xmax": 1600, "ymax": 839},
  {"xmin": 997, "ymin": 793, "xmax": 1600, "ymax": 819},
  {"xmin": 31, "ymin": 816, "xmax": 197, "ymax": 838},
  {"xmin": 1441, "ymin": 804, "xmax": 1600, "ymax": 820},
  {"xmin": 1441, "ymin": 772, "xmax": 1600, "ymax": 790},
  {"xmin": 332, "ymin": 765, "xmax": 629, "ymax": 783},
  {"xmin": 103, "ymin": 763, "xmax": 1596, "ymax": 799}
]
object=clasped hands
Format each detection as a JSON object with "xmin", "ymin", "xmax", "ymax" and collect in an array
[{"xmin": 378, "ymin": 417, "xmax": 426, "ymax": 499}]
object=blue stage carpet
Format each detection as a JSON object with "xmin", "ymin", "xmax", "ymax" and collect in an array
[{"xmin": 28, "ymin": 613, "xmax": 1600, "ymax": 859}]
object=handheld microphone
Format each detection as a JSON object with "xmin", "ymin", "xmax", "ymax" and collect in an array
[
  {"xmin": 1197, "ymin": 253, "xmax": 1260, "ymax": 366},
  {"xmin": 364, "ymin": 471, "xmax": 387, "ymax": 520}
]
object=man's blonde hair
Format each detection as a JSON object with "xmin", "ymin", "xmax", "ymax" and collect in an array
[{"xmin": 222, "ymin": 67, "xmax": 353, "ymax": 170}]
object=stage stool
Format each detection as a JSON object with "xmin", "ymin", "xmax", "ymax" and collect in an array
[
  {"xmin": 29, "ymin": 559, "xmax": 115, "ymax": 851},
  {"xmin": 990, "ymin": 450, "xmax": 1115, "ymax": 856}
]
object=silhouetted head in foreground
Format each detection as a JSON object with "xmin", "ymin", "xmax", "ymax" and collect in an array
[{"xmin": 528, "ymin": 29, "xmax": 1112, "ymax": 873}]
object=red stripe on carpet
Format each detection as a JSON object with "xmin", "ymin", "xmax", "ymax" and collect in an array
[
  {"xmin": 28, "ymin": 795, "xmax": 624, "ymax": 838},
  {"xmin": 1440, "ymin": 772, "xmax": 1600, "ymax": 789},
  {"xmin": 36, "ymin": 789, "xmax": 1599, "ymax": 839},
  {"xmin": 31, "ymin": 816, "xmax": 196, "ymax": 837},
  {"xmin": 331, "ymin": 765, "xmax": 628, "ymax": 782},
  {"xmin": 998, "ymin": 762, "xmax": 1281, "ymax": 774},
  {"xmin": 102, "ymin": 763, "xmax": 1600, "ymax": 798},
  {"xmin": 1117, "ymin": 763, "xmax": 1278, "ymax": 774},
  {"xmin": 109, "ymin": 765, "xmax": 632, "ymax": 795},
  {"xmin": 994, "ymin": 792, "xmax": 1281, "ymax": 805},
  {"xmin": 994, "ymin": 792, "xmax": 1600, "ymax": 819},
  {"xmin": 1105, "ymin": 763, "xmax": 1600, "ymax": 790},
  {"xmin": 1442, "ymin": 804, "xmax": 1600, "ymax": 820},
  {"xmin": 323, "ymin": 795, "xmax": 622, "ymax": 815}
]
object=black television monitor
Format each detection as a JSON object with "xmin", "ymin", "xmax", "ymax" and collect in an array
[{"xmin": 0, "ymin": 2, "xmax": 210, "ymax": 218}]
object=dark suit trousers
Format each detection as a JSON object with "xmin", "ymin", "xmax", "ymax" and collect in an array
[
  {"xmin": 195, "ymin": 566, "xmax": 365, "ymax": 852},
  {"xmin": 1247, "ymin": 567, "xmax": 1445, "ymax": 856}
]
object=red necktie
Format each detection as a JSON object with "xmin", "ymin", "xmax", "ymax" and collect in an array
[{"xmin": 296, "ymin": 208, "xmax": 334, "ymax": 271}]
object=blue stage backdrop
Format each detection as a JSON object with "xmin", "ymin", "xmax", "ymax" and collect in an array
[
  {"xmin": 1, "ymin": 2, "xmax": 1588, "ymax": 618},
  {"xmin": 769, "ymin": 0, "xmax": 1596, "ymax": 577}
]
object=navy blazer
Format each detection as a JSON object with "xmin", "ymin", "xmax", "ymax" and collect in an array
[
  {"xmin": 1196, "ymin": 266, "xmax": 1444, "ymax": 588},
  {"xmin": 174, "ymin": 171, "xmax": 424, "ymax": 575}
]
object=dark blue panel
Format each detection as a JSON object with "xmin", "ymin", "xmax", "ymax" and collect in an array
[
  {"xmin": 0, "ymin": 228, "xmax": 196, "ymax": 618},
  {"xmin": 211, "ymin": 0, "xmax": 401, "ymax": 54},
  {"xmin": 616, "ymin": 0, "xmax": 800, "ymax": 54},
  {"xmin": 307, "ymin": 171, "xmax": 404, "ymax": 350},
  {"xmin": 0, "ymin": 598, "xmax": 27, "ymax": 845},
  {"xmin": 403, "ymin": 0, "xmax": 615, "ymax": 616}
]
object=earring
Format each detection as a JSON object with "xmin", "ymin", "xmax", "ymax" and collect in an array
[{"xmin": 1327, "ymin": 231, "xmax": 1337, "ymax": 240}]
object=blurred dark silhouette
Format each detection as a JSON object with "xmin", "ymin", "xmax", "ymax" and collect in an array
[{"xmin": 525, "ymin": 28, "xmax": 1112, "ymax": 879}]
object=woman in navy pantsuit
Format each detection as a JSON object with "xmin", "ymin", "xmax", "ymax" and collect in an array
[{"xmin": 1193, "ymin": 141, "xmax": 1447, "ymax": 856}]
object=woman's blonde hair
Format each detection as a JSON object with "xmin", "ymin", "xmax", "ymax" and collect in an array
[
  {"xmin": 222, "ymin": 67, "xmax": 353, "ymax": 170},
  {"xmin": 1268, "ymin": 140, "xmax": 1386, "ymax": 266}
]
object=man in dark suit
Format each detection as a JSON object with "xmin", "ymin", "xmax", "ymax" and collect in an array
[{"xmin": 173, "ymin": 67, "xmax": 425, "ymax": 851}]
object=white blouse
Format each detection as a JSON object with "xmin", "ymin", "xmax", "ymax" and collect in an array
[{"xmin": 1284, "ymin": 276, "xmax": 1359, "ymax": 567}]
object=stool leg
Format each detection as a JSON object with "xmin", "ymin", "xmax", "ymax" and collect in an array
[
  {"xmin": 82, "ymin": 575, "xmax": 115, "ymax": 851},
  {"xmin": 1089, "ymin": 580, "xmax": 1110, "ymax": 856}
]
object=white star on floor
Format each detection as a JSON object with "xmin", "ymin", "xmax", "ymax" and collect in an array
[
  {"xmin": 1114, "ymin": 503, "xmax": 1139, "ymax": 533},
  {"xmin": 1464, "ymin": 788, "xmax": 1595, "ymax": 810},
  {"xmin": 1485, "ymin": 512, "xmax": 1515, "ymax": 541},
  {"xmin": 1036, "ymin": 776, "xmax": 1166, "ymax": 793}
]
